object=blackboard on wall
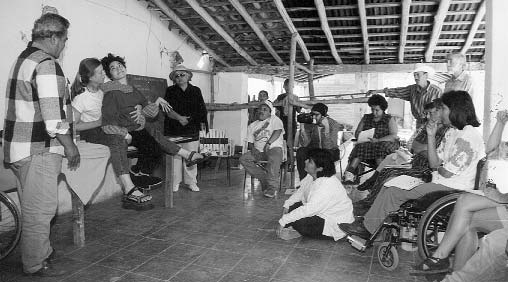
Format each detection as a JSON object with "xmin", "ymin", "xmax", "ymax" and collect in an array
[
  {"xmin": 127, "ymin": 74, "xmax": 168, "ymax": 102},
  {"xmin": 127, "ymin": 74, "xmax": 168, "ymax": 129}
]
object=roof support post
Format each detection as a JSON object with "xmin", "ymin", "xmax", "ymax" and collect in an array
[
  {"xmin": 308, "ymin": 59, "xmax": 315, "ymax": 100},
  {"xmin": 287, "ymin": 33, "xmax": 298, "ymax": 189}
]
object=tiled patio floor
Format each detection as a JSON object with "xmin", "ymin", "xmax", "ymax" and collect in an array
[{"xmin": 0, "ymin": 168, "xmax": 505, "ymax": 282}]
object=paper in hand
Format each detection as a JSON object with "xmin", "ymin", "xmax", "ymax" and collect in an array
[{"xmin": 357, "ymin": 128, "xmax": 375, "ymax": 144}]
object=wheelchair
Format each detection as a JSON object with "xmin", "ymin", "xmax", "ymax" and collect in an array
[{"xmin": 344, "ymin": 158, "xmax": 487, "ymax": 271}]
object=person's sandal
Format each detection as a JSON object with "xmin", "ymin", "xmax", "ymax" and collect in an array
[
  {"xmin": 186, "ymin": 151, "xmax": 210, "ymax": 167},
  {"xmin": 410, "ymin": 256, "xmax": 450, "ymax": 276},
  {"xmin": 122, "ymin": 187, "xmax": 154, "ymax": 211}
]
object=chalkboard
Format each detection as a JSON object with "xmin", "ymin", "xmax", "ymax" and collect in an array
[
  {"xmin": 127, "ymin": 74, "xmax": 168, "ymax": 102},
  {"xmin": 127, "ymin": 74, "xmax": 168, "ymax": 129}
]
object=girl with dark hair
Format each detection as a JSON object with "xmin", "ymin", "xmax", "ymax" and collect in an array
[
  {"xmin": 277, "ymin": 148, "xmax": 354, "ymax": 240},
  {"xmin": 344, "ymin": 94, "xmax": 399, "ymax": 183},
  {"xmin": 71, "ymin": 58, "xmax": 160, "ymax": 210},
  {"xmin": 340, "ymin": 91, "xmax": 486, "ymax": 244}
]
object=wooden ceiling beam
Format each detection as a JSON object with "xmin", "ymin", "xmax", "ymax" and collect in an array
[
  {"xmin": 461, "ymin": 0, "xmax": 486, "ymax": 54},
  {"xmin": 184, "ymin": 0, "xmax": 258, "ymax": 65},
  {"xmin": 399, "ymin": 0, "xmax": 411, "ymax": 63},
  {"xmin": 357, "ymin": 0, "xmax": 370, "ymax": 64},
  {"xmin": 228, "ymin": 0, "xmax": 284, "ymax": 65},
  {"xmin": 273, "ymin": 0, "xmax": 311, "ymax": 61},
  {"xmin": 216, "ymin": 62, "xmax": 484, "ymax": 75},
  {"xmin": 314, "ymin": 0, "xmax": 342, "ymax": 64},
  {"xmin": 425, "ymin": 0, "xmax": 452, "ymax": 62},
  {"xmin": 151, "ymin": 0, "xmax": 230, "ymax": 67}
]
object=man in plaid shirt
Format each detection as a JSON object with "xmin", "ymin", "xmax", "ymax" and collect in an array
[{"xmin": 3, "ymin": 13, "xmax": 79, "ymax": 277}]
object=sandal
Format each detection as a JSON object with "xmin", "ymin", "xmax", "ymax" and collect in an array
[
  {"xmin": 410, "ymin": 256, "xmax": 450, "ymax": 276},
  {"xmin": 186, "ymin": 151, "xmax": 210, "ymax": 167},
  {"xmin": 122, "ymin": 187, "xmax": 154, "ymax": 211}
]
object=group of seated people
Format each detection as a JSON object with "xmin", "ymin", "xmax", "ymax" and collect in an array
[
  {"xmin": 259, "ymin": 85, "xmax": 507, "ymax": 280},
  {"xmin": 71, "ymin": 56, "xmax": 208, "ymax": 210}
]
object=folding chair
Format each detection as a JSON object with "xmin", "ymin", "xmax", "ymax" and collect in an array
[{"xmin": 199, "ymin": 129, "xmax": 233, "ymax": 185}]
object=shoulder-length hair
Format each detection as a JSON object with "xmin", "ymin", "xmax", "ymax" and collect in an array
[
  {"xmin": 101, "ymin": 53, "xmax": 126, "ymax": 79},
  {"xmin": 71, "ymin": 58, "xmax": 101, "ymax": 98},
  {"xmin": 306, "ymin": 148, "xmax": 336, "ymax": 178},
  {"xmin": 441, "ymin": 90, "xmax": 480, "ymax": 129}
]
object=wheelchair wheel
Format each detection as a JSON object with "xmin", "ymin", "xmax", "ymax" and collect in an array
[
  {"xmin": 416, "ymin": 193, "xmax": 460, "ymax": 260},
  {"xmin": 0, "ymin": 192, "xmax": 21, "ymax": 261},
  {"xmin": 377, "ymin": 242, "xmax": 399, "ymax": 271}
]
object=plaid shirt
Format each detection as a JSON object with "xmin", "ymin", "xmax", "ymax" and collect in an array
[
  {"xmin": 3, "ymin": 46, "xmax": 72, "ymax": 163},
  {"xmin": 385, "ymin": 82, "xmax": 442, "ymax": 127}
]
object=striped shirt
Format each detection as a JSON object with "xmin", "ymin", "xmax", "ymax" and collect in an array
[
  {"xmin": 385, "ymin": 82, "xmax": 442, "ymax": 127},
  {"xmin": 3, "ymin": 46, "xmax": 72, "ymax": 163},
  {"xmin": 444, "ymin": 71, "xmax": 474, "ymax": 95}
]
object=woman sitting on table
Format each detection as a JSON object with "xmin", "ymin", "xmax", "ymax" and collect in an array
[
  {"xmin": 71, "ymin": 58, "xmax": 159, "ymax": 210},
  {"xmin": 98, "ymin": 54, "xmax": 205, "ymax": 209},
  {"xmin": 340, "ymin": 91, "xmax": 485, "ymax": 242},
  {"xmin": 354, "ymin": 99, "xmax": 452, "ymax": 213},
  {"xmin": 343, "ymin": 94, "xmax": 399, "ymax": 183},
  {"xmin": 277, "ymin": 148, "xmax": 354, "ymax": 240},
  {"xmin": 411, "ymin": 109, "xmax": 508, "ymax": 280}
]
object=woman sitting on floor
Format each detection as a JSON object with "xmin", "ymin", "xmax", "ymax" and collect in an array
[
  {"xmin": 71, "ymin": 58, "xmax": 160, "ymax": 210},
  {"xmin": 343, "ymin": 94, "xmax": 399, "ymax": 183},
  {"xmin": 277, "ymin": 148, "xmax": 354, "ymax": 241},
  {"xmin": 354, "ymin": 99, "xmax": 452, "ymax": 214},
  {"xmin": 411, "ymin": 109, "xmax": 508, "ymax": 280},
  {"xmin": 340, "ymin": 91, "xmax": 485, "ymax": 241}
]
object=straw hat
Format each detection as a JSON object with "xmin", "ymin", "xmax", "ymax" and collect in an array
[{"xmin": 169, "ymin": 65, "xmax": 193, "ymax": 81}]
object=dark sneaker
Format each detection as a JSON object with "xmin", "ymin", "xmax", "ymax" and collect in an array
[
  {"xmin": 25, "ymin": 262, "xmax": 67, "ymax": 277},
  {"xmin": 339, "ymin": 221, "xmax": 371, "ymax": 240},
  {"xmin": 410, "ymin": 257, "xmax": 450, "ymax": 276}
]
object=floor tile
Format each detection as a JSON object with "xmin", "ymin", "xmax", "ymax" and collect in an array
[
  {"xmin": 272, "ymin": 262, "xmax": 323, "ymax": 282},
  {"xmin": 286, "ymin": 248, "xmax": 332, "ymax": 266},
  {"xmin": 68, "ymin": 242, "xmax": 120, "ymax": 262},
  {"xmin": 212, "ymin": 236, "xmax": 257, "ymax": 254},
  {"xmin": 181, "ymin": 232, "xmax": 224, "ymax": 248},
  {"xmin": 316, "ymin": 269, "xmax": 369, "ymax": 282},
  {"xmin": 193, "ymin": 249, "xmax": 244, "ymax": 270},
  {"xmin": 248, "ymin": 242, "xmax": 294, "ymax": 262},
  {"xmin": 231, "ymin": 256, "xmax": 282, "ymax": 277},
  {"xmin": 219, "ymin": 271, "xmax": 271, "ymax": 282},
  {"xmin": 159, "ymin": 243, "xmax": 208, "ymax": 262},
  {"xmin": 169, "ymin": 264, "xmax": 227, "ymax": 282},
  {"xmin": 117, "ymin": 272, "xmax": 165, "ymax": 282},
  {"xmin": 66, "ymin": 264, "xmax": 126, "ymax": 282},
  {"xmin": 326, "ymin": 252, "xmax": 373, "ymax": 274},
  {"xmin": 132, "ymin": 256, "xmax": 187, "ymax": 280},
  {"xmin": 126, "ymin": 237, "xmax": 174, "ymax": 256},
  {"xmin": 97, "ymin": 249, "xmax": 152, "ymax": 271},
  {"xmin": 146, "ymin": 226, "xmax": 192, "ymax": 241}
]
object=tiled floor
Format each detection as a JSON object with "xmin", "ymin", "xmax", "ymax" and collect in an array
[{"xmin": 0, "ymin": 168, "xmax": 505, "ymax": 282}]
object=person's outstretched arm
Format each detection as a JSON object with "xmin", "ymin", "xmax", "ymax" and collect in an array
[{"xmin": 486, "ymin": 110, "xmax": 508, "ymax": 155}]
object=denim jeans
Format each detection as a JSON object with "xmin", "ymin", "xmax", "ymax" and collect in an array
[
  {"xmin": 441, "ymin": 227, "xmax": 508, "ymax": 282},
  {"xmin": 9, "ymin": 152, "xmax": 62, "ymax": 273},
  {"xmin": 240, "ymin": 147, "xmax": 283, "ymax": 193}
]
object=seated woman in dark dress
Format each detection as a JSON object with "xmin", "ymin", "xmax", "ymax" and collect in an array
[{"xmin": 343, "ymin": 94, "xmax": 399, "ymax": 183}]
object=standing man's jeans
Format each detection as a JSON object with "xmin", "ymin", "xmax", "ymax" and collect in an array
[
  {"xmin": 441, "ymin": 228, "xmax": 508, "ymax": 282},
  {"xmin": 240, "ymin": 147, "xmax": 283, "ymax": 193},
  {"xmin": 9, "ymin": 152, "xmax": 62, "ymax": 273},
  {"xmin": 363, "ymin": 183, "xmax": 453, "ymax": 233},
  {"xmin": 172, "ymin": 140, "xmax": 199, "ymax": 187}
]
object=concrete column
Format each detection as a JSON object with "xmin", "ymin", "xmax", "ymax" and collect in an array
[{"xmin": 484, "ymin": 0, "xmax": 508, "ymax": 140}]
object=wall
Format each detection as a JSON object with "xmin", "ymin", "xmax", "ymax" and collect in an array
[
  {"xmin": 0, "ymin": 0, "xmax": 211, "ymax": 213},
  {"xmin": 0, "ymin": 0, "xmax": 211, "ymax": 129}
]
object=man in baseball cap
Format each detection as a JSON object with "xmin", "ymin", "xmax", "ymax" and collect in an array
[{"xmin": 367, "ymin": 64, "xmax": 442, "ymax": 129}]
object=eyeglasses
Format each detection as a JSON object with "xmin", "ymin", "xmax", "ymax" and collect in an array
[{"xmin": 174, "ymin": 73, "xmax": 187, "ymax": 78}]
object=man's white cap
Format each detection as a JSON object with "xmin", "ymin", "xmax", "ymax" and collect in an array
[{"xmin": 414, "ymin": 63, "xmax": 435, "ymax": 76}]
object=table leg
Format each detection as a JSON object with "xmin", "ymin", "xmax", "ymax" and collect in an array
[{"xmin": 164, "ymin": 154, "xmax": 174, "ymax": 208}]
